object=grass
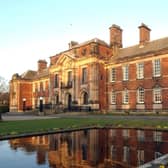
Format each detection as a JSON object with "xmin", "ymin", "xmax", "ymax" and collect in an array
[{"xmin": 1, "ymin": 118, "xmax": 168, "ymax": 138}]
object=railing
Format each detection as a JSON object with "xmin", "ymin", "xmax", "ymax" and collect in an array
[{"xmin": 61, "ymin": 81, "xmax": 72, "ymax": 89}]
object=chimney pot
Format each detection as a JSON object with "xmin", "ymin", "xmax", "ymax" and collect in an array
[
  {"xmin": 109, "ymin": 24, "xmax": 122, "ymax": 48},
  {"xmin": 38, "ymin": 60, "xmax": 47, "ymax": 72},
  {"xmin": 138, "ymin": 23, "xmax": 151, "ymax": 45}
]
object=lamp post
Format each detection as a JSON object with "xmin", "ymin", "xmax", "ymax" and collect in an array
[
  {"xmin": 39, "ymin": 97, "xmax": 43, "ymax": 113},
  {"xmin": 22, "ymin": 98, "xmax": 26, "ymax": 112}
]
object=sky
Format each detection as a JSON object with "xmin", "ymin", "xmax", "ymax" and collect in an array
[{"xmin": 0, "ymin": 0, "xmax": 168, "ymax": 81}]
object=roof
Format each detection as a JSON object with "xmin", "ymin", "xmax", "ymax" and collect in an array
[
  {"xmin": 20, "ymin": 70, "xmax": 37, "ymax": 80},
  {"xmin": 71, "ymin": 38, "xmax": 109, "ymax": 49},
  {"xmin": 50, "ymin": 38, "xmax": 109, "ymax": 58},
  {"xmin": 20, "ymin": 69, "xmax": 49, "ymax": 80},
  {"xmin": 117, "ymin": 37, "xmax": 168, "ymax": 59}
]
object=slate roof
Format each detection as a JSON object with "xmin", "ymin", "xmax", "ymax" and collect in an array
[
  {"xmin": 117, "ymin": 37, "xmax": 168, "ymax": 59},
  {"xmin": 20, "ymin": 69, "xmax": 49, "ymax": 80},
  {"xmin": 21, "ymin": 70, "xmax": 37, "ymax": 80}
]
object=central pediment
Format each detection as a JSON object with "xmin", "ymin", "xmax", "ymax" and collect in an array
[{"xmin": 56, "ymin": 53, "xmax": 76, "ymax": 68}]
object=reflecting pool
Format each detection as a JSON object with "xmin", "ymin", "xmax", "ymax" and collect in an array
[{"xmin": 0, "ymin": 128, "xmax": 168, "ymax": 168}]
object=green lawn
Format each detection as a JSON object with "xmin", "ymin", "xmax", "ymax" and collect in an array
[{"xmin": 0, "ymin": 118, "xmax": 168, "ymax": 138}]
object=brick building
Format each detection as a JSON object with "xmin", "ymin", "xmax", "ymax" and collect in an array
[{"xmin": 10, "ymin": 23, "xmax": 168, "ymax": 113}]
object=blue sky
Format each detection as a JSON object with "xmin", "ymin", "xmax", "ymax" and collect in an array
[{"xmin": 0, "ymin": 0, "xmax": 168, "ymax": 80}]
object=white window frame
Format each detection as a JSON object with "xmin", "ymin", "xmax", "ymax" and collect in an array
[
  {"xmin": 123, "ymin": 65, "xmax": 129, "ymax": 81},
  {"xmin": 153, "ymin": 87, "xmax": 162, "ymax": 103},
  {"xmin": 123, "ymin": 89, "xmax": 129, "ymax": 104},
  {"xmin": 111, "ymin": 91, "xmax": 116, "ymax": 104},
  {"xmin": 123, "ymin": 129, "xmax": 129, "ymax": 139},
  {"xmin": 137, "ymin": 150, "xmax": 144, "ymax": 165},
  {"xmin": 153, "ymin": 59, "xmax": 161, "ymax": 77},
  {"xmin": 137, "ymin": 130, "xmax": 145, "ymax": 141},
  {"xmin": 137, "ymin": 87, "xmax": 144, "ymax": 104},
  {"xmin": 111, "ymin": 68, "xmax": 116, "ymax": 82},
  {"xmin": 137, "ymin": 62, "xmax": 144, "ymax": 79},
  {"xmin": 153, "ymin": 131, "xmax": 162, "ymax": 142},
  {"xmin": 123, "ymin": 146, "xmax": 130, "ymax": 162}
]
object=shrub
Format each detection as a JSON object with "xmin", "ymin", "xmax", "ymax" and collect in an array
[{"xmin": 0, "ymin": 105, "xmax": 9, "ymax": 113}]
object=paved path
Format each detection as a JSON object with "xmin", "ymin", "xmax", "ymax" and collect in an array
[{"xmin": 2, "ymin": 112, "xmax": 168, "ymax": 121}]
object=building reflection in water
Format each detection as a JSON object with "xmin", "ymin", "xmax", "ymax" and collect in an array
[{"xmin": 9, "ymin": 128, "xmax": 168, "ymax": 168}]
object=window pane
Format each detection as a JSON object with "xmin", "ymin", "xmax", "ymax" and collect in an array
[
  {"xmin": 123, "ymin": 89, "xmax": 129, "ymax": 104},
  {"xmin": 68, "ymin": 71, "xmax": 72, "ymax": 82},
  {"xmin": 153, "ymin": 59, "xmax": 161, "ymax": 77},
  {"xmin": 111, "ymin": 91, "xmax": 116, "ymax": 104},
  {"xmin": 123, "ymin": 65, "xmax": 129, "ymax": 81},
  {"xmin": 54, "ymin": 74, "xmax": 59, "ymax": 88},
  {"xmin": 137, "ymin": 88, "xmax": 144, "ymax": 103},
  {"xmin": 137, "ymin": 63, "xmax": 144, "ymax": 79},
  {"xmin": 82, "ymin": 67, "xmax": 87, "ymax": 84},
  {"xmin": 111, "ymin": 68, "xmax": 116, "ymax": 82},
  {"xmin": 153, "ymin": 87, "xmax": 161, "ymax": 103}
]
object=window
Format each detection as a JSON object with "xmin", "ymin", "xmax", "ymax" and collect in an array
[
  {"xmin": 153, "ymin": 131, "xmax": 162, "ymax": 142},
  {"xmin": 153, "ymin": 59, "xmax": 161, "ymax": 77},
  {"xmin": 40, "ymin": 82, "xmax": 43, "ymax": 91},
  {"xmin": 111, "ymin": 68, "xmax": 116, "ymax": 82},
  {"xmin": 137, "ymin": 88, "xmax": 144, "ymax": 104},
  {"xmin": 153, "ymin": 87, "xmax": 162, "ymax": 103},
  {"xmin": 68, "ymin": 71, "xmax": 72, "ymax": 82},
  {"xmin": 111, "ymin": 145, "xmax": 116, "ymax": 160},
  {"xmin": 123, "ymin": 146, "xmax": 130, "ymax": 162},
  {"xmin": 137, "ymin": 62, "xmax": 144, "ymax": 79},
  {"xmin": 82, "ymin": 67, "xmax": 87, "ymax": 84},
  {"xmin": 123, "ymin": 65, "xmax": 129, "ymax": 81},
  {"xmin": 67, "ymin": 71, "xmax": 72, "ymax": 86},
  {"xmin": 137, "ymin": 150, "xmax": 144, "ymax": 165},
  {"xmin": 54, "ymin": 74, "xmax": 59, "ymax": 88},
  {"xmin": 137, "ymin": 130, "xmax": 145, "ymax": 141},
  {"xmin": 123, "ymin": 129, "xmax": 129, "ymax": 139},
  {"xmin": 123, "ymin": 89, "xmax": 129, "ymax": 104},
  {"xmin": 110, "ymin": 129, "xmax": 116, "ymax": 137},
  {"xmin": 111, "ymin": 91, "xmax": 116, "ymax": 104}
]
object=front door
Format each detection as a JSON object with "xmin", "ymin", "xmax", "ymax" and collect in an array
[{"xmin": 68, "ymin": 94, "xmax": 72, "ymax": 110}]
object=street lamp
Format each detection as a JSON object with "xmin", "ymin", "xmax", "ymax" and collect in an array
[
  {"xmin": 39, "ymin": 97, "xmax": 43, "ymax": 112},
  {"xmin": 22, "ymin": 98, "xmax": 26, "ymax": 112}
]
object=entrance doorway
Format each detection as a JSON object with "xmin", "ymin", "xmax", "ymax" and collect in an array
[{"xmin": 67, "ymin": 94, "xmax": 72, "ymax": 110}]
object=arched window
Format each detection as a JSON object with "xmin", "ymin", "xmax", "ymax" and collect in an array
[
  {"xmin": 83, "ymin": 92, "xmax": 88, "ymax": 105},
  {"xmin": 137, "ymin": 87, "xmax": 144, "ymax": 104}
]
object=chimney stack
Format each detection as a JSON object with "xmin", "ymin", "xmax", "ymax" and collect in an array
[
  {"xmin": 138, "ymin": 23, "xmax": 151, "ymax": 45},
  {"xmin": 109, "ymin": 24, "xmax": 122, "ymax": 48},
  {"xmin": 68, "ymin": 41, "xmax": 78, "ymax": 49},
  {"xmin": 38, "ymin": 60, "xmax": 47, "ymax": 72}
]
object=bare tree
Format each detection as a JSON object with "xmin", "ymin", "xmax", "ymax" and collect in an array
[
  {"xmin": 0, "ymin": 76, "xmax": 9, "ymax": 120},
  {"xmin": 0, "ymin": 76, "xmax": 9, "ymax": 93}
]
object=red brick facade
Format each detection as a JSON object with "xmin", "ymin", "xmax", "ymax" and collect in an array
[{"xmin": 10, "ymin": 23, "xmax": 168, "ymax": 113}]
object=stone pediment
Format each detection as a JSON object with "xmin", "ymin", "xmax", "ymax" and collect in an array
[{"xmin": 56, "ymin": 53, "xmax": 76, "ymax": 68}]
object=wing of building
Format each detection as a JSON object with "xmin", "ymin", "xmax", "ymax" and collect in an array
[{"xmin": 9, "ymin": 23, "xmax": 168, "ymax": 113}]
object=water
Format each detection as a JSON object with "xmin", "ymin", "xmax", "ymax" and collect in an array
[{"xmin": 0, "ymin": 128, "xmax": 168, "ymax": 168}]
